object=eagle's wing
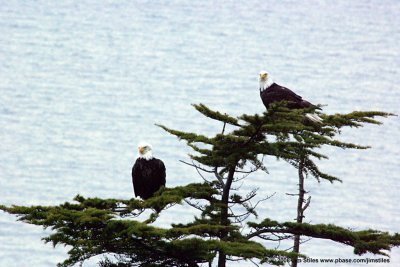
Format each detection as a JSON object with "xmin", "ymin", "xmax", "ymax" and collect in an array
[
  {"xmin": 151, "ymin": 159, "xmax": 166, "ymax": 195},
  {"xmin": 275, "ymin": 84, "xmax": 318, "ymax": 109},
  {"xmin": 131, "ymin": 159, "xmax": 144, "ymax": 198},
  {"xmin": 261, "ymin": 83, "xmax": 320, "ymax": 110},
  {"xmin": 277, "ymin": 85, "xmax": 303, "ymax": 102},
  {"xmin": 159, "ymin": 160, "xmax": 166, "ymax": 187}
]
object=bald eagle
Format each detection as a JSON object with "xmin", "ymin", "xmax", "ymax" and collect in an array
[
  {"xmin": 132, "ymin": 142, "xmax": 166, "ymax": 200},
  {"xmin": 259, "ymin": 71, "xmax": 322, "ymax": 123}
]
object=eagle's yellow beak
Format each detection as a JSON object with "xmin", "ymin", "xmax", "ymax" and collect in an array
[
  {"xmin": 259, "ymin": 73, "xmax": 267, "ymax": 80},
  {"xmin": 138, "ymin": 147, "xmax": 145, "ymax": 154}
]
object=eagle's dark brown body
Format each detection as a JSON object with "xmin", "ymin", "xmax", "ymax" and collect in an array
[
  {"xmin": 260, "ymin": 82, "xmax": 320, "ymax": 110},
  {"xmin": 131, "ymin": 157, "xmax": 166, "ymax": 200}
]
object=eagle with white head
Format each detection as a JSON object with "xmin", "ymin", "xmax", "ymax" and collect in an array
[
  {"xmin": 259, "ymin": 70, "xmax": 323, "ymax": 123},
  {"xmin": 131, "ymin": 142, "xmax": 166, "ymax": 200}
]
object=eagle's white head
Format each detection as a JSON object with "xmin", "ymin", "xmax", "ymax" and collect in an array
[
  {"xmin": 259, "ymin": 70, "xmax": 274, "ymax": 91},
  {"xmin": 137, "ymin": 142, "xmax": 153, "ymax": 160}
]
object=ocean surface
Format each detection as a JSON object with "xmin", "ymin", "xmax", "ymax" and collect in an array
[{"xmin": 1, "ymin": 1, "xmax": 399, "ymax": 266}]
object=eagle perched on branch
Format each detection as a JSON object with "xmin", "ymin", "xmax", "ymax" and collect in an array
[
  {"xmin": 131, "ymin": 142, "xmax": 166, "ymax": 200},
  {"xmin": 259, "ymin": 70, "xmax": 322, "ymax": 123}
]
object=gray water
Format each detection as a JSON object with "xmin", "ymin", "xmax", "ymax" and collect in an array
[{"xmin": 1, "ymin": 1, "xmax": 399, "ymax": 266}]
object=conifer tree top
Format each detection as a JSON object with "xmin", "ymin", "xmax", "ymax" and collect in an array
[{"xmin": 1, "ymin": 103, "xmax": 398, "ymax": 267}]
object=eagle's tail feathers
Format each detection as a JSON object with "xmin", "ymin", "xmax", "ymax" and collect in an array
[{"xmin": 305, "ymin": 113, "xmax": 323, "ymax": 124}]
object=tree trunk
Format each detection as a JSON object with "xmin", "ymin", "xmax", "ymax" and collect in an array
[
  {"xmin": 217, "ymin": 252, "xmax": 226, "ymax": 267},
  {"xmin": 217, "ymin": 166, "xmax": 236, "ymax": 267},
  {"xmin": 291, "ymin": 155, "xmax": 306, "ymax": 267}
]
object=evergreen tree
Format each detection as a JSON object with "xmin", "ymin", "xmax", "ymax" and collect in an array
[{"xmin": 1, "ymin": 102, "xmax": 399, "ymax": 267}]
